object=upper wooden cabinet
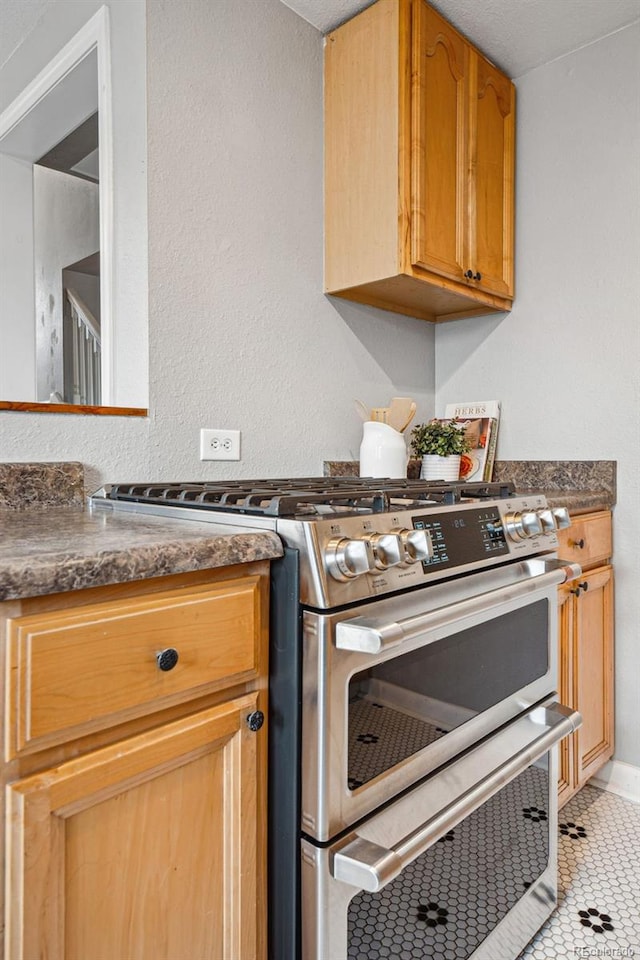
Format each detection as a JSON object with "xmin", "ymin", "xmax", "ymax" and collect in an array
[{"xmin": 324, "ymin": 0, "xmax": 515, "ymax": 322}]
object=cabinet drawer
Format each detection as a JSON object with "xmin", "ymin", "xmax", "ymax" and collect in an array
[
  {"xmin": 6, "ymin": 577, "xmax": 262, "ymax": 758},
  {"xmin": 557, "ymin": 511, "xmax": 612, "ymax": 569}
]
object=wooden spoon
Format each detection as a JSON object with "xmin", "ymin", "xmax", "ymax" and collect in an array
[{"xmin": 398, "ymin": 401, "xmax": 417, "ymax": 434}]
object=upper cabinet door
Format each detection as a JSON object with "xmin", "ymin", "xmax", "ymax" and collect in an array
[
  {"xmin": 411, "ymin": 0, "xmax": 469, "ymax": 283},
  {"xmin": 324, "ymin": 0, "xmax": 516, "ymax": 322},
  {"xmin": 469, "ymin": 53, "xmax": 516, "ymax": 298}
]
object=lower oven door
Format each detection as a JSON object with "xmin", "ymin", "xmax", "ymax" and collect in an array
[
  {"xmin": 302, "ymin": 556, "xmax": 581, "ymax": 841},
  {"xmin": 301, "ymin": 700, "xmax": 581, "ymax": 960}
]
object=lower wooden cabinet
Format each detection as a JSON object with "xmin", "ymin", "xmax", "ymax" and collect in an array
[
  {"xmin": 557, "ymin": 512, "xmax": 614, "ymax": 807},
  {"xmin": 1, "ymin": 564, "xmax": 269, "ymax": 960},
  {"xmin": 6, "ymin": 694, "xmax": 263, "ymax": 960}
]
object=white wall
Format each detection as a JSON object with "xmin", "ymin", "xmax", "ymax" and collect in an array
[
  {"xmin": 435, "ymin": 22, "xmax": 640, "ymax": 766},
  {"xmin": 0, "ymin": 153, "xmax": 34, "ymax": 399},
  {"xmin": 34, "ymin": 165, "xmax": 99, "ymax": 401},
  {"xmin": 0, "ymin": 0, "xmax": 435, "ymax": 487}
]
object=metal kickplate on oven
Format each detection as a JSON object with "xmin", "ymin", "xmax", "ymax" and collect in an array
[{"xmin": 347, "ymin": 765, "xmax": 550, "ymax": 960}]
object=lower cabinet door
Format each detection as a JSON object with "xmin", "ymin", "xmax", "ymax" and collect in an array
[
  {"xmin": 557, "ymin": 563, "xmax": 614, "ymax": 808},
  {"xmin": 575, "ymin": 565, "xmax": 614, "ymax": 785},
  {"xmin": 5, "ymin": 693, "xmax": 265, "ymax": 960},
  {"xmin": 557, "ymin": 584, "xmax": 576, "ymax": 807}
]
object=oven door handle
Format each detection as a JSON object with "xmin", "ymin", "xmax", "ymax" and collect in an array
[
  {"xmin": 335, "ymin": 558, "xmax": 582, "ymax": 654},
  {"xmin": 331, "ymin": 702, "xmax": 581, "ymax": 893}
]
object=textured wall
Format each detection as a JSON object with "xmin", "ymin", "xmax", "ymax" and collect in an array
[
  {"xmin": 435, "ymin": 23, "xmax": 640, "ymax": 766},
  {"xmin": 145, "ymin": 0, "xmax": 435, "ymax": 479}
]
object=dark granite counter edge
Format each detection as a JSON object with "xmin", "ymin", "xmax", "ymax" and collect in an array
[
  {"xmin": 0, "ymin": 462, "xmax": 285, "ymax": 601},
  {"xmin": 0, "ymin": 531, "xmax": 283, "ymax": 602},
  {"xmin": 518, "ymin": 490, "xmax": 613, "ymax": 515}
]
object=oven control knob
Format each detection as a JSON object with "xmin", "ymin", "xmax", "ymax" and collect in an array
[
  {"xmin": 395, "ymin": 528, "xmax": 433, "ymax": 564},
  {"xmin": 365, "ymin": 532, "xmax": 403, "ymax": 570},
  {"xmin": 537, "ymin": 508, "xmax": 557, "ymax": 533},
  {"xmin": 325, "ymin": 537, "xmax": 373, "ymax": 580},
  {"xmin": 552, "ymin": 506, "xmax": 571, "ymax": 530},
  {"xmin": 504, "ymin": 510, "xmax": 544, "ymax": 540}
]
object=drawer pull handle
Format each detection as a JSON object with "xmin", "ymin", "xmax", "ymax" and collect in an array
[
  {"xmin": 156, "ymin": 648, "xmax": 179, "ymax": 672},
  {"xmin": 572, "ymin": 538, "xmax": 585, "ymax": 549},
  {"xmin": 246, "ymin": 710, "xmax": 265, "ymax": 732},
  {"xmin": 332, "ymin": 703, "xmax": 581, "ymax": 892}
]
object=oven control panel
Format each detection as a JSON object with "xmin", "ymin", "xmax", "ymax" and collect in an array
[
  {"xmin": 413, "ymin": 505, "xmax": 509, "ymax": 572},
  {"xmin": 412, "ymin": 502, "xmax": 569, "ymax": 575},
  {"xmin": 318, "ymin": 496, "xmax": 568, "ymax": 598}
]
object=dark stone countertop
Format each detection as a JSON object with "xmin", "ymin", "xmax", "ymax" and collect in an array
[
  {"xmin": 491, "ymin": 460, "xmax": 615, "ymax": 514},
  {"xmin": 323, "ymin": 459, "xmax": 616, "ymax": 515},
  {"xmin": 0, "ymin": 508, "xmax": 283, "ymax": 602},
  {"xmin": 0, "ymin": 461, "xmax": 84, "ymax": 509}
]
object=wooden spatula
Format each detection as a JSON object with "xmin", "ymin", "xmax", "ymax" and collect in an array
[{"xmin": 387, "ymin": 397, "xmax": 415, "ymax": 433}]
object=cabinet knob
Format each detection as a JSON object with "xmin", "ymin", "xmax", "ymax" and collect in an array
[
  {"xmin": 571, "ymin": 538, "xmax": 585, "ymax": 549},
  {"xmin": 570, "ymin": 581, "xmax": 589, "ymax": 597},
  {"xmin": 156, "ymin": 647, "xmax": 179, "ymax": 671},
  {"xmin": 246, "ymin": 710, "xmax": 265, "ymax": 732},
  {"xmin": 473, "ymin": 272, "xmax": 482, "ymax": 281},
  {"xmin": 464, "ymin": 269, "xmax": 473, "ymax": 279}
]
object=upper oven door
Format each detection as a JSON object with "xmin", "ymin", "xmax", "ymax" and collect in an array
[{"xmin": 301, "ymin": 557, "xmax": 581, "ymax": 841}]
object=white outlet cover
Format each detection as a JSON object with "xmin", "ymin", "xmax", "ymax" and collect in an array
[{"xmin": 200, "ymin": 428, "xmax": 241, "ymax": 461}]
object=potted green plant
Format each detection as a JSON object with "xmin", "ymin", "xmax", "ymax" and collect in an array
[{"xmin": 410, "ymin": 419, "xmax": 471, "ymax": 480}]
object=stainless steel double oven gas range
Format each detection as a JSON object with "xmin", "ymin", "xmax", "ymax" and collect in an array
[{"xmin": 90, "ymin": 478, "xmax": 583, "ymax": 960}]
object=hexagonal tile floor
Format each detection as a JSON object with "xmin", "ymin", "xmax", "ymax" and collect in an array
[
  {"xmin": 347, "ymin": 764, "xmax": 550, "ymax": 959},
  {"xmin": 345, "ymin": 782, "xmax": 639, "ymax": 959},
  {"xmin": 518, "ymin": 784, "xmax": 640, "ymax": 959}
]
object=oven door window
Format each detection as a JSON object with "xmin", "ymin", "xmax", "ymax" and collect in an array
[
  {"xmin": 348, "ymin": 600, "xmax": 549, "ymax": 790},
  {"xmin": 347, "ymin": 758, "xmax": 551, "ymax": 959}
]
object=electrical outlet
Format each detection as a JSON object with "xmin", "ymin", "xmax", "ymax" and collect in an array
[{"xmin": 200, "ymin": 428, "xmax": 241, "ymax": 461}]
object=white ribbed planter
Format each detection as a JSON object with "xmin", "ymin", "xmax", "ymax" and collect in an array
[{"xmin": 420, "ymin": 454, "xmax": 461, "ymax": 481}]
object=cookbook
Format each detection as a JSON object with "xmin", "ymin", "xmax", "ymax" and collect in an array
[{"xmin": 442, "ymin": 400, "xmax": 501, "ymax": 482}]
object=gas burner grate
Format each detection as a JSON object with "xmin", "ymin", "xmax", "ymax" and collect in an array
[{"xmin": 103, "ymin": 478, "xmax": 516, "ymax": 518}]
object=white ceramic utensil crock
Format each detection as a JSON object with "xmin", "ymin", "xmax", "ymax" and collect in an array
[{"xmin": 359, "ymin": 421, "xmax": 408, "ymax": 478}]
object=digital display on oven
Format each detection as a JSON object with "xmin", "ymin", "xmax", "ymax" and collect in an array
[{"xmin": 413, "ymin": 507, "xmax": 510, "ymax": 570}]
